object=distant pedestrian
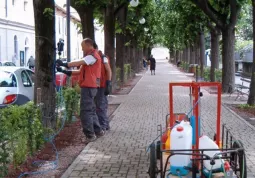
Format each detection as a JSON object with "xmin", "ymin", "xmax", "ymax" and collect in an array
[
  {"xmin": 27, "ymin": 56, "xmax": 35, "ymax": 69},
  {"xmin": 149, "ymin": 55, "xmax": 156, "ymax": 75}
]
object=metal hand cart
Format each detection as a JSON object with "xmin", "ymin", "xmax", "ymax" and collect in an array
[{"xmin": 148, "ymin": 82, "xmax": 247, "ymax": 178}]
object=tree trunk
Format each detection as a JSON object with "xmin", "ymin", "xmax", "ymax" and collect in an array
[
  {"xmin": 247, "ymin": 2, "xmax": 255, "ymax": 105},
  {"xmin": 104, "ymin": 2, "xmax": 116, "ymax": 89},
  {"xmin": 195, "ymin": 41, "xmax": 200, "ymax": 64},
  {"xmin": 77, "ymin": 7, "xmax": 95, "ymax": 40},
  {"xmin": 210, "ymin": 30, "xmax": 220, "ymax": 82},
  {"xmin": 130, "ymin": 45, "xmax": 135, "ymax": 72},
  {"xmin": 190, "ymin": 46, "xmax": 195, "ymax": 64},
  {"xmin": 116, "ymin": 5, "xmax": 127, "ymax": 83},
  {"xmin": 221, "ymin": 27, "xmax": 235, "ymax": 93},
  {"xmin": 131, "ymin": 44, "xmax": 137, "ymax": 72},
  {"xmin": 199, "ymin": 31, "xmax": 205, "ymax": 78},
  {"xmin": 148, "ymin": 47, "xmax": 152, "ymax": 57},
  {"xmin": 33, "ymin": 0, "xmax": 56, "ymax": 128},
  {"xmin": 187, "ymin": 47, "xmax": 190, "ymax": 64},
  {"xmin": 176, "ymin": 50, "xmax": 179, "ymax": 64}
]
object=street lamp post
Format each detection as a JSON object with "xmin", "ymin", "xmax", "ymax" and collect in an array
[{"xmin": 66, "ymin": 0, "xmax": 71, "ymax": 63}]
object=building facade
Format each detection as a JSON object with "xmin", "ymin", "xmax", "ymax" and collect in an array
[{"xmin": 0, "ymin": 0, "xmax": 83, "ymax": 67}]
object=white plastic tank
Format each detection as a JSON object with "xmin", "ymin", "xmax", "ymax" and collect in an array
[
  {"xmin": 170, "ymin": 121, "xmax": 192, "ymax": 176},
  {"xmin": 199, "ymin": 135, "xmax": 223, "ymax": 170}
]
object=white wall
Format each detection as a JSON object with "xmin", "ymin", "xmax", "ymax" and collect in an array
[
  {"xmin": 0, "ymin": 22, "xmax": 35, "ymax": 66},
  {"xmin": 0, "ymin": 0, "xmax": 104, "ymax": 64},
  {"xmin": 95, "ymin": 23, "xmax": 105, "ymax": 53},
  {"xmin": 0, "ymin": 0, "xmax": 34, "ymax": 26}
]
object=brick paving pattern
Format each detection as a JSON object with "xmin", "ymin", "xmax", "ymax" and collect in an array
[{"xmin": 61, "ymin": 60, "xmax": 255, "ymax": 178}]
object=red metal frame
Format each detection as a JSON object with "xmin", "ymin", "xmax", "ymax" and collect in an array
[{"xmin": 169, "ymin": 82, "xmax": 222, "ymax": 150}]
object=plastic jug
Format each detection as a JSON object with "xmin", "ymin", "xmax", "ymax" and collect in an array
[
  {"xmin": 199, "ymin": 135, "xmax": 223, "ymax": 171},
  {"xmin": 170, "ymin": 121, "xmax": 192, "ymax": 176},
  {"xmin": 165, "ymin": 128, "xmax": 171, "ymax": 153}
]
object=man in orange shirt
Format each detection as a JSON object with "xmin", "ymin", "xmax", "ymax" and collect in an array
[
  {"xmin": 56, "ymin": 38, "xmax": 104, "ymax": 143},
  {"xmin": 93, "ymin": 43, "xmax": 112, "ymax": 131}
]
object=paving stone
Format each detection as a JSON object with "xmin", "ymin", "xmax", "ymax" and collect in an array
[{"xmin": 61, "ymin": 60, "xmax": 255, "ymax": 178}]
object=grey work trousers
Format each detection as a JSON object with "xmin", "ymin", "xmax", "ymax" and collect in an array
[
  {"xmin": 96, "ymin": 87, "xmax": 109, "ymax": 130},
  {"xmin": 80, "ymin": 87, "xmax": 102, "ymax": 138}
]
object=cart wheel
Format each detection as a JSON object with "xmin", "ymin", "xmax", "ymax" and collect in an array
[
  {"xmin": 230, "ymin": 140, "xmax": 247, "ymax": 178},
  {"xmin": 149, "ymin": 142, "xmax": 158, "ymax": 178}
]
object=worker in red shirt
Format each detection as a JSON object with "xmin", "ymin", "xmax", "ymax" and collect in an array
[
  {"xmin": 93, "ymin": 43, "xmax": 112, "ymax": 131},
  {"xmin": 56, "ymin": 38, "xmax": 104, "ymax": 143}
]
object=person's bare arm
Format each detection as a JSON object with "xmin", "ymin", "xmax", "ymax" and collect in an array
[
  {"xmin": 71, "ymin": 65, "xmax": 83, "ymax": 75},
  {"xmin": 67, "ymin": 60, "xmax": 86, "ymax": 68},
  {"xmin": 104, "ymin": 63, "xmax": 112, "ymax": 80}
]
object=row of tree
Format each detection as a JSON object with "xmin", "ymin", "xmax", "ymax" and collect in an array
[
  {"xmin": 33, "ymin": 0, "xmax": 159, "ymax": 128},
  {"xmin": 156, "ymin": 0, "xmax": 255, "ymax": 105}
]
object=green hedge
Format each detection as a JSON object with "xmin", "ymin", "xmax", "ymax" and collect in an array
[
  {"xmin": 203, "ymin": 67, "xmax": 222, "ymax": 82},
  {"xmin": 63, "ymin": 87, "xmax": 80, "ymax": 123},
  {"xmin": 180, "ymin": 62, "xmax": 189, "ymax": 72},
  {"xmin": 116, "ymin": 64, "xmax": 132, "ymax": 86},
  {"xmin": 0, "ymin": 87, "xmax": 81, "ymax": 177},
  {"xmin": 0, "ymin": 102, "xmax": 44, "ymax": 177},
  {"xmin": 124, "ymin": 64, "xmax": 132, "ymax": 82}
]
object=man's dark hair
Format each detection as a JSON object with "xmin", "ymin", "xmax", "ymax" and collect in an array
[
  {"xmin": 83, "ymin": 38, "xmax": 94, "ymax": 46},
  {"xmin": 93, "ymin": 42, "xmax": 98, "ymax": 49}
]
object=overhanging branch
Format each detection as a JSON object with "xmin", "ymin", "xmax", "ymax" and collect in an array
[
  {"xmin": 229, "ymin": 0, "xmax": 241, "ymax": 28},
  {"xmin": 190, "ymin": 0, "xmax": 224, "ymax": 29},
  {"xmin": 114, "ymin": 2, "xmax": 128, "ymax": 17}
]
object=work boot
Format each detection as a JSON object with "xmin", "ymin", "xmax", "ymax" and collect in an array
[
  {"xmin": 96, "ymin": 130, "xmax": 105, "ymax": 137},
  {"xmin": 83, "ymin": 135, "xmax": 97, "ymax": 144}
]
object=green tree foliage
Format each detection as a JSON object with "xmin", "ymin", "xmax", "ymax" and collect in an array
[{"xmin": 156, "ymin": 0, "xmax": 208, "ymax": 52}]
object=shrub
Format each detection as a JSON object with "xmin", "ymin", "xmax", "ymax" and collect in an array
[
  {"xmin": 63, "ymin": 87, "xmax": 80, "ymax": 123},
  {"xmin": 124, "ymin": 64, "xmax": 131, "ymax": 82},
  {"xmin": 0, "ymin": 102, "xmax": 44, "ymax": 176},
  {"xmin": 203, "ymin": 67, "xmax": 222, "ymax": 82}
]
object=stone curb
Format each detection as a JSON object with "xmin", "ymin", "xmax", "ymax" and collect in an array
[{"xmin": 222, "ymin": 103, "xmax": 255, "ymax": 131}]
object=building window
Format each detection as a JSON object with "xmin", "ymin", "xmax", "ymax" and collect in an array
[
  {"xmin": 14, "ymin": 35, "xmax": 18, "ymax": 56},
  {"xmin": 21, "ymin": 71, "xmax": 32, "ymax": 87},
  {"xmin": 24, "ymin": 1, "xmax": 28, "ymax": 11}
]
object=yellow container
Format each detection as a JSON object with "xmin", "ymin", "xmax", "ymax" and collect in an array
[{"xmin": 165, "ymin": 128, "xmax": 171, "ymax": 150}]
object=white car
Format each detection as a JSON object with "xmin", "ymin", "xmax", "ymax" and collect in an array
[
  {"xmin": 0, "ymin": 67, "xmax": 34, "ymax": 108},
  {"xmin": 0, "ymin": 61, "xmax": 16, "ymax": 66}
]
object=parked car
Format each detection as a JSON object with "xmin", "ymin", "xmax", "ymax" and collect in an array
[
  {"xmin": 0, "ymin": 61, "xmax": 16, "ymax": 66},
  {"xmin": 0, "ymin": 67, "xmax": 34, "ymax": 108},
  {"xmin": 0, "ymin": 67, "xmax": 79, "ymax": 108}
]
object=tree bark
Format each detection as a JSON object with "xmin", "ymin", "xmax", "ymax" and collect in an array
[
  {"xmin": 247, "ymin": 1, "xmax": 255, "ymax": 105},
  {"xmin": 75, "ymin": 7, "xmax": 95, "ymax": 40},
  {"xmin": 221, "ymin": 27, "xmax": 235, "ymax": 93},
  {"xmin": 199, "ymin": 31, "xmax": 205, "ymax": 78},
  {"xmin": 195, "ymin": 41, "xmax": 200, "ymax": 64},
  {"xmin": 33, "ymin": 0, "xmax": 56, "ymax": 128},
  {"xmin": 104, "ymin": 2, "xmax": 116, "ymax": 89},
  {"xmin": 210, "ymin": 29, "xmax": 220, "ymax": 82},
  {"xmin": 190, "ymin": 46, "xmax": 195, "ymax": 64},
  {"xmin": 187, "ymin": 47, "xmax": 190, "ymax": 64},
  {"xmin": 176, "ymin": 50, "xmax": 179, "ymax": 64},
  {"xmin": 116, "ymin": 5, "xmax": 127, "ymax": 83}
]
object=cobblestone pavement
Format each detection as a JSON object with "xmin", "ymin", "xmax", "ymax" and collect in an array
[{"xmin": 61, "ymin": 60, "xmax": 255, "ymax": 178}]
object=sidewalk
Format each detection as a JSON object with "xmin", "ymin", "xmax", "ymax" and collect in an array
[{"xmin": 61, "ymin": 60, "xmax": 255, "ymax": 178}]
